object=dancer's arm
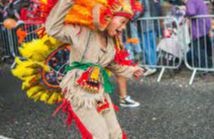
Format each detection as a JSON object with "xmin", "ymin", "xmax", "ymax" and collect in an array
[
  {"xmin": 107, "ymin": 63, "xmax": 143, "ymax": 79},
  {"xmin": 45, "ymin": 0, "xmax": 78, "ymax": 44}
]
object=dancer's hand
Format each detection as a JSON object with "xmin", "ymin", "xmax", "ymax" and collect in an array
[{"xmin": 133, "ymin": 67, "xmax": 144, "ymax": 79}]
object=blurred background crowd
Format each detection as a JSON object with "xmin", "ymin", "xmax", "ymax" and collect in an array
[{"xmin": 0, "ymin": 0, "xmax": 213, "ymax": 22}]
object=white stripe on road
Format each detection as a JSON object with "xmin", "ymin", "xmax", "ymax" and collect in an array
[{"xmin": 0, "ymin": 135, "xmax": 13, "ymax": 139}]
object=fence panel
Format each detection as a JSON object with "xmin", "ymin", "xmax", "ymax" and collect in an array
[
  {"xmin": 124, "ymin": 16, "xmax": 187, "ymax": 82},
  {"xmin": 2, "ymin": 16, "xmax": 213, "ymax": 85},
  {"xmin": 0, "ymin": 22, "xmax": 42, "ymax": 62},
  {"xmin": 184, "ymin": 15, "xmax": 214, "ymax": 84},
  {"xmin": 0, "ymin": 23, "xmax": 12, "ymax": 60}
]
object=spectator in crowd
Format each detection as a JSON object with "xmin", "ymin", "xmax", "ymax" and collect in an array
[
  {"xmin": 0, "ymin": 1, "xmax": 4, "ymax": 23},
  {"xmin": 168, "ymin": 0, "xmax": 183, "ymax": 5},
  {"xmin": 116, "ymin": 0, "xmax": 162, "ymax": 109},
  {"xmin": 124, "ymin": 0, "xmax": 162, "ymax": 76},
  {"xmin": 211, "ymin": 0, "xmax": 214, "ymax": 6},
  {"xmin": 118, "ymin": 0, "xmax": 162, "ymax": 108},
  {"xmin": 12, "ymin": 0, "xmax": 30, "ymax": 13},
  {"xmin": 0, "ymin": 0, "xmax": 10, "ymax": 21},
  {"xmin": 116, "ymin": 75, "xmax": 141, "ymax": 107},
  {"xmin": 141, "ymin": 0, "xmax": 162, "ymax": 76},
  {"xmin": 2, "ymin": 0, "xmax": 24, "ymax": 58},
  {"xmin": 115, "ymin": 1, "xmax": 143, "ymax": 108},
  {"xmin": 182, "ymin": 0, "xmax": 212, "ymax": 68},
  {"xmin": 3, "ymin": 0, "xmax": 20, "ymax": 21},
  {"xmin": 209, "ymin": 0, "xmax": 214, "ymax": 14},
  {"xmin": 125, "ymin": 1, "xmax": 144, "ymax": 61}
]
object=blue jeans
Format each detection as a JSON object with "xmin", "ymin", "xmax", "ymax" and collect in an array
[
  {"xmin": 141, "ymin": 31, "xmax": 157, "ymax": 67},
  {"xmin": 125, "ymin": 22, "xmax": 142, "ymax": 60},
  {"xmin": 129, "ymin": 22, "xmax": 142, "ymax": 53}
]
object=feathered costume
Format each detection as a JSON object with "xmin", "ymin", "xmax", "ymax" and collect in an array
[{"xmin": 12, "ymin": 0, "xmax": 142, "ymax": 138}]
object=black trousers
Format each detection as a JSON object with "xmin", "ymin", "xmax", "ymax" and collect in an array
[{"xmin": 191, "ymin": 35, "xmax": 212, "ymax": 68}]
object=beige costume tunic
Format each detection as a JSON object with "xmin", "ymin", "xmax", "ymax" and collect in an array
[{"xmin": 45, "ymin": 0, "xmax": 137, "ymax": 138}]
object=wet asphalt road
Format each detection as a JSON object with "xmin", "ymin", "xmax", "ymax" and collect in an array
[{"xmin": 0, "ymin": 65, "xmax": 214, "ymax": 139}]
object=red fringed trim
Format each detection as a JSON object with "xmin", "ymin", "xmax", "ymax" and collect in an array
[
  {"xmin": 100, "ymin": 8, "xmax": 113, "ymax": 25},
  {"xmin": 35, "ymin": 0, "xmax": 58, "ymax": 22},
  {"xmin": 114, "ymin": 49, "xmax": 134, "ymax": 66},
  {"xmin": 114, "ymin": 37, "xmax": 136, "ymax": 66},
  {"xmin": 52, "ymin": 99, "xmax": 73, "ymax": 127},
  {"xmin": 21, "ymin": 0, "xmax": 58, "ymax": 23},
  {"xmin": 108, "ymin": 0, "xmax": 120, "ymax": 7},
  {"xmin": 114, "ymin": 12, "xmax": 133, "ymax": 19},
  {"xmin": 113, "ymin": 104, "xmax": 119, "ymax": 112},
  {"xmin": 96, "ymin": 99, "xmax": 119, "ymax": 113},
  {"xmin": 130, "ymin": 0, "xmax": 135, "ymax": 11},
  {"xmin": 20, "ymin": 8, "xmax": 28, "ymax": 21},
  {"xmin": 76, "ymin": 67, "xmax": 92, "ymax": 85},
  {"xmin": 96, "ymin": 99, "xmax": 110, "ymax": 113},
  {"xmin": 122, "ymin": 131, "xmax": 128, "ymax": 139},
  {"xmin": 52, "ymin": 99, "xmax": 93, "ymax": 139}
]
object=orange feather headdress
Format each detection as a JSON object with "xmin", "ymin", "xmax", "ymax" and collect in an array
[
  {"xmin": 65, "ymin": 0, "xmax": 142, "ymax": 30},
  {"xmin": 23, "ymin": 0, "xmax": 142, "ymax": 30}
]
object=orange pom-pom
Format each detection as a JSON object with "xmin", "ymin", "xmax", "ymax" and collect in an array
[
  {"xmin": 3, "ymin": 18, "xmax": 17, "ymax": 29},
  {"xmin": 126, "ymin": 38, "xmax": 139, "ymax": 44}
]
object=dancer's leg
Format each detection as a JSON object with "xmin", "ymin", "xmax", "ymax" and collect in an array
[
  {"xmin": 70, "ymin": 102, "xmax": 110, "ymax": 139},
  {"xmin": 102, "ymin": 94, "xmax": 126, "ymax": 139}
]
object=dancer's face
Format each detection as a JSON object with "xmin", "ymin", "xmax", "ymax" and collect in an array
[{"xmin": 106, "ymin": 16, "xmax": 129, "ymax": 37}]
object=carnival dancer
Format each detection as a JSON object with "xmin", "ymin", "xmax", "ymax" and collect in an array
[
  {"xmin": 12, "ymin": 0, "xmax": 143, "ymax": 138},
  {"xmin": 45, "ymin": 0, "xmax": 144, "ymax": 138}
]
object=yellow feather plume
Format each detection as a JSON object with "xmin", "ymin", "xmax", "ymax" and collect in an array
[
  {"xmin": 11, "ymin": 36, "xmax": 64, "ymax": 104},
  {"xmin": 26, "ymin": 85, "xmax": 44, "ymax": 98},
  {"xmin": 22, "ymin": 75, "xmax": 41, "ymax": 90},
  {"xmin": 47, "ymin": 93, "xmax": 59, "ymax": 104},
  {"xmin": 19, "ymin": 35, "xmax": 62, "ymax": 62}
]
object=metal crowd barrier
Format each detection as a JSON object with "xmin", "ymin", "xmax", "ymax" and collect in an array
[
  {"xmin": 184, "ymin": 15, "xmax": 214, "ymax": 84},
  {"xmin": 124, "ymin": 16, "xmax": 185, "ymax": 82},
  {"xmin": 0, "ymin": 22, "xmax": 41, "ymax": 62},
  {"xmin": 1, "ymin": 15, "xmax": 214, "ymax": 85},
  {"xmin": 0, "ymin": 23, "xmax": 16, "ymax": 60}
]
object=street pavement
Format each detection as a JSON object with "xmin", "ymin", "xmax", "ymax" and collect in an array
[{"xmin": 0, "ymin": 65, "xmax": 214, "ymax": 139}]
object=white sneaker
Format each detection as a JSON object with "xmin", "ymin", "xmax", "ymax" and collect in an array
[
  {"xmin": 144, "ymin": 68, "xmax": 157, "ymax": 76},
  {"xmin": 120, "ymin": 96, "xmax": 140, "ymax": 108}
]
